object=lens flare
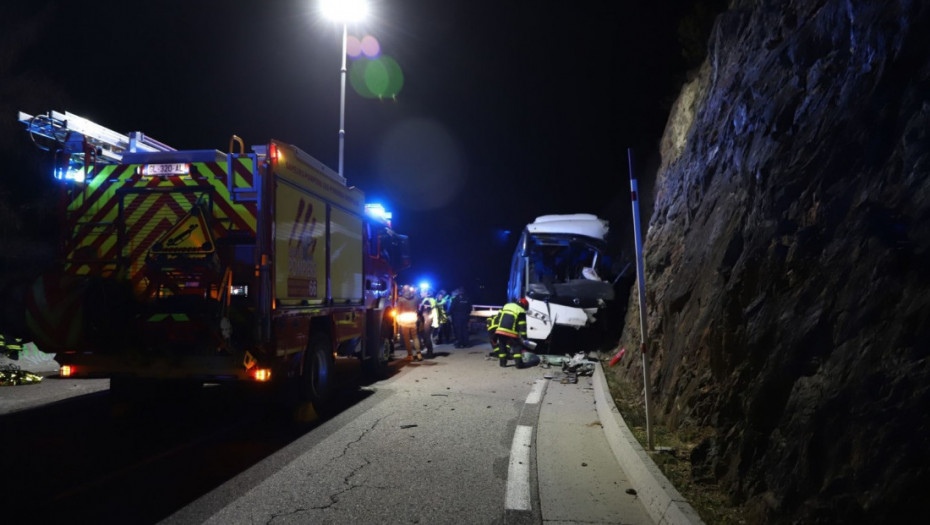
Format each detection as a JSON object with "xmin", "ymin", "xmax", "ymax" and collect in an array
[
  {"xmin": 346, "ymin": 35, "xmax": 362, "ymax": 58},
  {"xmin": 375, "ymin": 118, "xmax": 466, "ymax": 210},
  {"xmin": 349, "ymin": 56, "xmax": 404, "ymax": 98},
  {"xmin": 361, "ymin": 35, "xmax": 380, "ymax": 57}
]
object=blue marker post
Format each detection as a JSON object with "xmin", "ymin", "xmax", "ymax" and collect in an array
[{"xmin": 628, "ymin": 148, "xmax": 654, "ymax": 451}]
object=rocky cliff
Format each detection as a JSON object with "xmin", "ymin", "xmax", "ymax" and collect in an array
[{"xmin": 609, "ymin": 1, "xmax": 930, "ymax": 523}]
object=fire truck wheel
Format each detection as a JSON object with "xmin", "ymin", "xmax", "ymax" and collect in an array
[
  {"xmin": 300, "ymin": 334, "xmax": 334, "ymax": 406},
  {"xmin": 381, "ymin": 337, "xmax": 394, "ymax": 362},
  {"xmin": 362, "ymin": 338, "xmax": 392, "ymax": 380}
]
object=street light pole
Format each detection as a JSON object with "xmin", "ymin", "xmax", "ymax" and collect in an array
[
  {"xmin": 338, "ymin": 21, "xmax": 347, "ymax": 179},
  {"xmin": 321, "ymin": 0, "xmax": 366, "ymax": 180}
]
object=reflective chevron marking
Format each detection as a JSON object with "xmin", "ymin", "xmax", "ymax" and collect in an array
[{"xmin": 62, "ymin": 161, "xmax": 258, "ymax": 295}]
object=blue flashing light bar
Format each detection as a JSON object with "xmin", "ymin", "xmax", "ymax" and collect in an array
[
  {"xmin": 54, "ymin": 165, "xmax": 85, "ymax": 183},
  {"xmin": 364, "ymin": 203, "xmax": 392, "ymax": 221}
]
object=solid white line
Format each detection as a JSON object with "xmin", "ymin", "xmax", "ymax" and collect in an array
[
  {"xmin": 525, "ymin": 379, "xmax": 545, "ymax": 405},
  {"xmin": 505, "ymin": 425, "xmax": 533, "ymax": 511}
]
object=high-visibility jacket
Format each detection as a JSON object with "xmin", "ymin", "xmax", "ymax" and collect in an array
[
  {"xmin": 420, "ymin": 297, "xmax": 439, "ymax": 328},
  {"xmin": 486, "ymin": 312, "xmax": 501, "ymax": 334},
  {"xmin": 436, "ymin": 296, "xmax": 450, "ymax": 323},
  {"xmin": 395, "ymin": 295, "xmax": 420, "ymax": 328},
  {"xmin": 494, "ymin": 302, "xmax": 526, "ymax": 339}
]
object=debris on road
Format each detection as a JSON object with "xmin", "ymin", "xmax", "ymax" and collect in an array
[
  {"xmin": 538, "ymin": 352, "xmax": 597, "ymax": 376},
  {"xmin": 0, "ymin": 364, "xmax": 44, "ymax": 386},
  {"xmin": 563, "ymin": 352, "xmax": 596, "ymax": 376},
  {"xmin": 608, "ymin": 347, "xmax": 626, "ymax": 366},
  {"xmin": 539, "ymin": 355, "xmax": 569, "ymax": 368}
]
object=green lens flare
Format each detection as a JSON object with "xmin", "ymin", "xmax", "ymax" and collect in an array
[
  {"xmin": 365, "ymin": 59, "xmax": 390, "ymax": 97},
  {"xmin": 378, "ymin": 56, "xmax": 404, "ymax": 97},
  {"xmin": 349, "ymin": 59, "xmax": 376, "ymax": 98},
  {"xmin": 349, "ymin": 56, "xmax": 404, "ymax": 99}
]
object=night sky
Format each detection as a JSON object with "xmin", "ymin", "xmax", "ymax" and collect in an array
[{"xmin": 2, "ymin": 0, "xmax": 697, "ymax": 303}]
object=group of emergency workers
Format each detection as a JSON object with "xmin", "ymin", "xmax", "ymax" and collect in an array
[
  {"xmin": 393, "ymin": 283, "xmax": 533, "ymax": 369},
  {"xmin": 394, "ymin": 285, "xmax": 472, "ymax": 361}
]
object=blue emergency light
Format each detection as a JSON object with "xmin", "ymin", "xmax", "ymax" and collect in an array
[
  {"xmin": 54, "ymin": 162, "xmax": 86, "ymax": 183},
  {"xmin": 364, "ymin": 203, "xmax": 392, "ymax": 221}
]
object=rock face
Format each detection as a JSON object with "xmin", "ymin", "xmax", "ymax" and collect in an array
[{"xmin": 609, "ymin": 1, "xmax": 930, "ymax": 523}]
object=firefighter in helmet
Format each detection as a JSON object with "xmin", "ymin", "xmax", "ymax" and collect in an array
[
  {"xmin": 486, "ymin": 310, "xmax": 502, "ymax": 358},
  {"xmin": 396, "ymin": 285, "xmax": 423, "ymax": 361},
  {"xmin": 494, "ymin": 297, "xmax": 529, "ymax": 368}
]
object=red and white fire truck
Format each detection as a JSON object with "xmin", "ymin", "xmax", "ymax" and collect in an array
[{"xmin": 18, "ymin": 110, "xmax": 409, "ymax": 407}]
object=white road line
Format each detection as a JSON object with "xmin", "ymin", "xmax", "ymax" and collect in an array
[
  {"xmin": 525, "ymin": 379, "xmax": 545, "ymax": 405},
  {"xmin": 505, "ymin": 424, "xmax": 533, "ymax": 511}
]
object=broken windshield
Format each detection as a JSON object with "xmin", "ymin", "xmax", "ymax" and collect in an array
[{"xmin": 508, "ymin": 231, "xmax": 617, "ymax": 304}]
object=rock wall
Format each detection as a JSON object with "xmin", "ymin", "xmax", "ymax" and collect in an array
[{"xmin": 610, "ymin": 1, "xmax": 930, "ymax": 522}]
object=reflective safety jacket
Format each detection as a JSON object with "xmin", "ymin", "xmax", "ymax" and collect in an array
[
  {"xmin": 436, "ymin": 296, "xmax": 450, "ymax": 323},
  {"xmin": 494, "ymin": 302, "xmax": 527, "ymax": 339},
  {"xmin": 395, "ymin": 295, "xmax": 420, "ymax": 328},
  {"xmin": 486, "ymin": 312, "xmax": 501, "ymax": 334}
]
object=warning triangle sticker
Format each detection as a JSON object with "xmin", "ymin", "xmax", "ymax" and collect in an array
[{"xmin": 150, "ymin": 206, "xmax": 215, "ymax": 255}]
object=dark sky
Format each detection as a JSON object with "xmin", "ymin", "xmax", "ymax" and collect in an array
[{"xmin": 3, "ymin": 0, "xmax": 693, "ymax": 303}]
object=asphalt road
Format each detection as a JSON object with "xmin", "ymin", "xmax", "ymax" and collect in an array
[{"xmin": 1, "ymin": 340, "xmax": 653, "ymax": 524}]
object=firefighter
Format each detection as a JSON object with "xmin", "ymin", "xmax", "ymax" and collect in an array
[
  {"xmin": 396, "ymin": 285, "xmax": 423, "ymax": 361},
  {"xmin": 494, "ymin": 297, "xmax": 529, "ymax": 368},
  {"xmin": 486, "ymin": 310, "xmax": 501, "ymax": 358}
]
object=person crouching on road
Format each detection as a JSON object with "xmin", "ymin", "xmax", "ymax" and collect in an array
[
  {"xmin": 396, "ymin": 285, "xmax": 423, "ymax": 361},
  {"xmin": 494, "ymin": 297, "xmax": 529, "ymax": 368}
]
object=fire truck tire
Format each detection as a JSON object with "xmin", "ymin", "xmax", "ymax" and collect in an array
[
  {"xmin": 300, "ymin": 334, "xmax": 334, "ymax": 406},
  {"xmin": 362, "ymin": 338, "xmax": 392, "ymax": 380}
]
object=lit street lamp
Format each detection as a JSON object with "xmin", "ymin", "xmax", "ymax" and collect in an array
[{"xmin": 321, "ymin": 0, "xmax": 368, "ymax": 179}]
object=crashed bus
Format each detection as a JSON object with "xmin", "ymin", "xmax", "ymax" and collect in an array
[{"xmin": 506, "ymin": 214, "xmax": 627, "ymax": 353}]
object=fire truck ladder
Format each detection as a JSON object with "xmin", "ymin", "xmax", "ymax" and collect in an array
[
  {"xmin": 227, "ymin": 135, "xmax": 259, "ymax": 204},
  {"xmin": 18, "ymin": 110, "xmax": 176, "ymax": 165},
  {"xmin": 18, "ymin": 110, "xmax": 178, "ymax": 276}
]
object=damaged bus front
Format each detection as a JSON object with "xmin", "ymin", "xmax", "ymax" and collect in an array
[{"xmin": 506, "ymin": 214, "xmax": 625, "ymax": 353}]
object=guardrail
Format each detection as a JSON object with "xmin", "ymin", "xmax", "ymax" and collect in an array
[
  {"xmin": 469, "ymin": 304, "xmax": 502, "ymax": 317},
  {"xmin": 467, "ymin": 304, "xmax": 502, "ymax": 333}
]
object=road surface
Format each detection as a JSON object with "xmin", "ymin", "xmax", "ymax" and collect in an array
[{"xmin": 1, "ymin": 340, "xmax": 652, "ymax": 524}]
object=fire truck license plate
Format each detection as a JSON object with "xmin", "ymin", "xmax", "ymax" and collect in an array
[{"xmin": 141, "ymin": 163, "xmax": 190, "ymax": 177}]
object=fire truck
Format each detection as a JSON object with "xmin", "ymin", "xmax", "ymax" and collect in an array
[{"xmin": 17, "ymin": 110, "xmax": 409, "ymax": 407}]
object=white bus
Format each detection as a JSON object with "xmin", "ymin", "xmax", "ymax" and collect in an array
[{"xmin": 506, "ymin": 214, "xmax": 627, "ymax": 353}]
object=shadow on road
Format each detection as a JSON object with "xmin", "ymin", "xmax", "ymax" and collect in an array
[{"xmin": 0, "ymin": 366, "xmax": 378, "ymax": 524}]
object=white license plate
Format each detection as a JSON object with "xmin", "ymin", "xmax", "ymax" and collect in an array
[{"xmin": 141, "ymin": 163, "xmax": 190, "ymax": 176}]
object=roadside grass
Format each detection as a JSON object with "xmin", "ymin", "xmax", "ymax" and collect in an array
[{"xmin": 603, "ymin": 369, "xmax": 750, "ymax": 525}]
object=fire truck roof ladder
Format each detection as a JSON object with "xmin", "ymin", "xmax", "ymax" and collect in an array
[
  {"xmin": 227, "ymin": 135, "xmax": 260, "ymax": 204},
  {"xmin": 18, "ymin": 110, "xmax": 175, "ymax": 164}
]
